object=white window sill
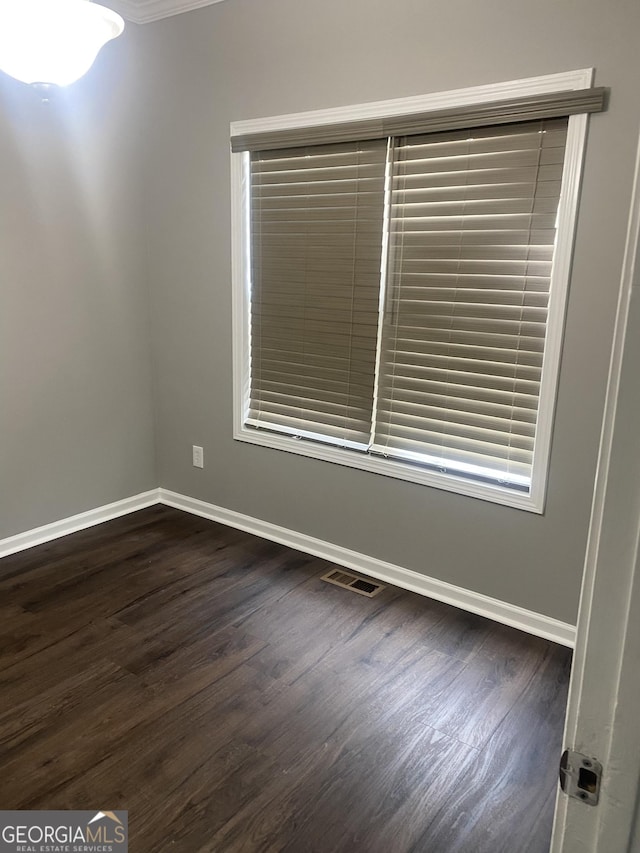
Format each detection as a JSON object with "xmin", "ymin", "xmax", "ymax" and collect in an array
[{"xmin": 234, "ymin": 423, "xmax": 544, "ymax": 513}]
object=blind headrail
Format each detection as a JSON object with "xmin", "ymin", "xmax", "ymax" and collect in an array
[{"xmin": 231, "ymin": 87, "xmax": 607, "ymax": 153}]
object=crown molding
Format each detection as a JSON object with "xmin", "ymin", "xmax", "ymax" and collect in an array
[{"xmin": 110, "ymin": 0, "xmax": 228, "ymax": 25}]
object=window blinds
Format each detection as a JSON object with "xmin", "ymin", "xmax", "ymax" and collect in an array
[
  {"xmin": 246, "ymin": 140, "xmax": 387, "ymax": 447},
  {"xmin": 371, "ymin": 119, "xmax": 568, "ymax": 487},
  {"xmin": 231, "ymin": 87, "xmax": 604, "ymax": 152},
  {"xmin": 243, "ymin": 112, "xmax": 574, "ymax": 491}
]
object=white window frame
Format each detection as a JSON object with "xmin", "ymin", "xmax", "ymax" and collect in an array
[{"xmin": 231, "ymin": 68, "xmax": 593, "ymax": 513}]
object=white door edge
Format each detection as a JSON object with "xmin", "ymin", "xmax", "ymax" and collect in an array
[{"xmin": 550, "ymin": 125, "xmax": 640, "ymax": 852}]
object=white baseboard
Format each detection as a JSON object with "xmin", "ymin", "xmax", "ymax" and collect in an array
[
  {"xmin": 0, "ymin": 485, "xmax": 575, "ymax": 648},
  {"xmin": 0, "ymin": 489, "xmax": 161, "ymax": 560},
  {"xmin": 159, "ymin": 488, "xmax": 576, "ymax": 648}
]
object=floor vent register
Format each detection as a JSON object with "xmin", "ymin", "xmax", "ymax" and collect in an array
[{"xmin": 320, "ymin": 569, "xmax": 385, "ymax": 598}]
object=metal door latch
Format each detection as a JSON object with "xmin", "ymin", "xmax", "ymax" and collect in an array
[{"xmin": 559, "ymin": 749, "xmax": 602, "ymax": 806}]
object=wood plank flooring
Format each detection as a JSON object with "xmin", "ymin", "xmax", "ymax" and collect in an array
[{"xmin": 0, "ymin": 506, "xmax": 571, "ymax": 852}]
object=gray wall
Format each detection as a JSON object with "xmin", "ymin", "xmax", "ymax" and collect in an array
[
  {"xmin": 141, "ymin": 0, "xmax": 640, "ymax": 624},
  {"xmin": 2, "ymin": 0, "xmax": 637, "ymax": 626},
  {"xmin": 0, "ymin": 28, "xmax": 156, "ymax": 539}
]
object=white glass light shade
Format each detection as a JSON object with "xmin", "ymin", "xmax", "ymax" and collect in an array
[{"xmin": 0, "ymin": 0, "xmax": 124, "ymax": 88}]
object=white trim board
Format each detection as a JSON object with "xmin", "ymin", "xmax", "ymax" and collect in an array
[
  {"xmin": 0, "ymin": 486, "xmax": 575, "ymax": 648},
  {"xmin": 0, "ymin": 490, "xmax": 161, "ymax": 559},
  {"xmin": 159, "ymin": 488, "xmax": 576, "ymax": 648},
  {"xmin": 109, "ymin": 0, "xmax": 228, "ymax": 25},
  {"xmin": 230, "ymin": 69, "xmax": 594, "ymax": 137},
  {"xmin": 550, "ymin": 127, "xmax": 640, "ymax": 853}
]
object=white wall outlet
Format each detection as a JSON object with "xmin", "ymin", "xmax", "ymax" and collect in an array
[{"xmin": 192, "ymin": 445, "xmax": 204, "ymax": 469}]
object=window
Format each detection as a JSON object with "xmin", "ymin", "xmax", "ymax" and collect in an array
[{"xmin": 231, "ymin": 71, "xmax": 605, "ymax": 512}]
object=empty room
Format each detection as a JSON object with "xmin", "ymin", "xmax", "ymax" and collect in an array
[{"xmin": 1, "ymin": 1, "xmax": 640, "ymax": 851}]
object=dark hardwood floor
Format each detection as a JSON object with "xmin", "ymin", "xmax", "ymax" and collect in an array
[{"xmin": 0, "ymin": 506, "xmax": 571, "ymax": 852}]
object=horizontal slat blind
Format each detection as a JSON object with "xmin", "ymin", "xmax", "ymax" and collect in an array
[
  {"xmin": 371, "ymin": 118, "xmax": 568, "ymax": 487},
  {"xmin": 248, "ymin": 139, "xmax": 387, "ymax": 447},
  {"xmin": 231, "ymin": 87, "xmax": 604, "ymax": 152}
]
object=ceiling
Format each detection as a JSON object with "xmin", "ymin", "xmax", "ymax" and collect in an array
[{"xmin": 110, "ymin": 0, "xmax": 228, "ymax": 24}]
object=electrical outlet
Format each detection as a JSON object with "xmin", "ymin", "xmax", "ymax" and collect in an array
[{"xmin": 192, "ymin": 445, "xmax": 204, "ymax": 469}]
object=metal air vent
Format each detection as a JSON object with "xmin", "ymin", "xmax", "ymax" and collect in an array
[{"xmin": 321, "ymin": 569, "xmax": 385, "ymax": 598}]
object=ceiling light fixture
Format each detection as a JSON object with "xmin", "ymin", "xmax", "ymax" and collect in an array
[{"xmin": 0, "ymin": 0, "xmax": 124, "ymax": 91}]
